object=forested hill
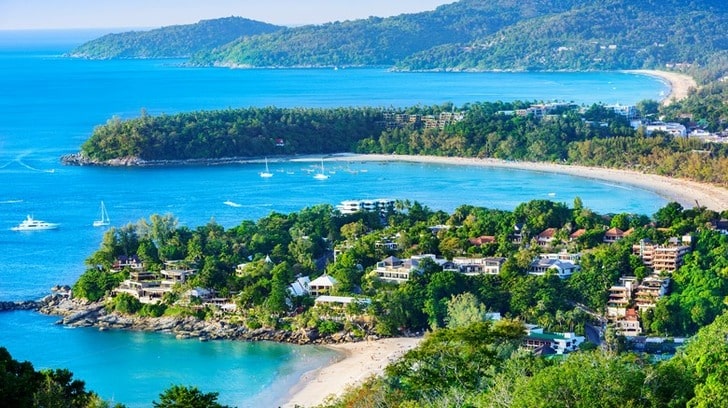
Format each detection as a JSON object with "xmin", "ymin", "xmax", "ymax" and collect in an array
[
  {"xmin": 190, "ymin": 0, "xmax": 582, "ymax": 67},
  {"xmin": 397, "ymin": 0, "xmax": 728, "ymax": 71},
  {"xmin": 71, "ymin": 0, "xmax": 727, "ymax": 73},
  {"xmin": 68, "ymin": 17, "xmax": 283, "ymax": 59}
]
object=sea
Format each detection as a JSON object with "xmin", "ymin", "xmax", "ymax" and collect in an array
[{"xmin": 0, "ymin": 29, "xmax": 670, "ymax": 407}]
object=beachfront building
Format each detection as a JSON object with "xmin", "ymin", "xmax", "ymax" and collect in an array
[
  {"xmin": 643, "ymin": 122, "xmax": 687, "ymax": 137},
  {"xmin": 632, "ymin": 238, "xmax": 691, "ymax": 273},
  {"xmin": 375, "ymin": 254, "xmax": 448, "ymax": 283},
  {"xmin": 528, "ymin": 258, "xmax": 580, "ymax": 279},
  {"xmin": 450, "ymin": 257, "xmax": 506, "ymax": 276}
]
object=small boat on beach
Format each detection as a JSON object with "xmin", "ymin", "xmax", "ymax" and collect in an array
[{"xmin": 11, "ymin": 215, "xmax": 59, "ymax": 231}]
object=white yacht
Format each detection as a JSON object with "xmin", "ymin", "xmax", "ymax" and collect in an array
[{"xmin": 11, "ymin": 215, "xmax": 59, "ymax": 231}]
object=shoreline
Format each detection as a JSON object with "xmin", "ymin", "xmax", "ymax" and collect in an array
[
  {"xmin": 321, "ymin": 154, "xmax": 728, "ymax": 212},
  {"xmin": 281, "ymin": 336, "xmax": 422, "ymax": 408},
  {"xmin": 623, "ymin": 69, "xmax": 697, "ymax": 105}
]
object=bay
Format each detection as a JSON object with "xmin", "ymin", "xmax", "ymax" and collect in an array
[{"xmin": 0, "ymin": 29, "xmax": 669, "ymax": 407}]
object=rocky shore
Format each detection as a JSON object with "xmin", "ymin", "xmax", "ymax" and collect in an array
[{"xmin": 21, "ymin": 295, "xmax": 373, "ymax": 345}]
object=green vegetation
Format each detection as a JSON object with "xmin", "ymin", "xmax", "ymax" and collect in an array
[
  {"xmin": 0, "ymin": 347, "xmax": 115, "ymax": 407},
  {"xmin": 397, "ymin": 0, "xmax": 728, "ymax": 72},
  {"xmin": 73, "ymin": 200, "xmax": 727, "ymax": 340},
  {"xmin": 79, "ymin": 107, "xmax": 384, "ymax": 161},
  {"xmin": 76, "ymin": 100, "xmax": 728, "ymax": 187},
  {"xmin": 322, "ymin": 310, "xmax": 728, "ymax": 407},
  {"xmin": 69, "ymin": 17, "xmax": 282, "ymax": 60},
  {"xmin": 191, "ymin": 0, "xmax": 580, "ymax": 68},
  {"xmin": 72, "ymin": 0, "xmax": 727, "ymax": 74}
]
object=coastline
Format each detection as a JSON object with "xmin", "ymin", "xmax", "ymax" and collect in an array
[
  {"xmin": 623, "ymin": 69, "xmax": 697, "ymax": 105},
  {"xmin": 319, "ymin": 154, "xmax": 728, "ymax": 212},
  {"xmin": 281, "ymin": 336, "xmax": 422, "ymax": 408}
]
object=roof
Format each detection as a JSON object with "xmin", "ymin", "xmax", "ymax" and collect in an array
[
  {"xmin": 315, "ymin": 295, "xmax": 371, "ymax": 305},
  {"xmin": 538, "ymin": 228, "xmax": 558, "ymax": 238},
  {"xmin": 309, "ymin": 274, "xmax": 337, "ymax": 287},
  {"xmin": 570, "ymin": 229, "xmax": 586, "ymax": 238}
]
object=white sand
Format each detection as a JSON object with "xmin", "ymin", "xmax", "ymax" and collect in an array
[
  {"xmin": 624, "ymin": 69, "xmax": 697, "ymax": 105},
  {"xmin": 281, "ymin": 337, "xmax": 422, "ymax": 408}
]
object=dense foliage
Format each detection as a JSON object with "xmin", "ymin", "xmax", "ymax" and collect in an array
[
  {"xmin": 73, "ymin": 199, "xmax": 728, "ymax": 340},
  {"xmin": 69, "ymin": 17, "xmax": 282, "ymax": 59},
  {"xmin": 398, "ymin": 0, "xmax": 728, "ymax": 71},
  {"xmin": 0, "ymin": 347, "xmax": 111, "ymax": 407},
  {"xmin": 72, "ymin": 0, "xmax": 727, "ymax": 72},
  {"xmin": 80, "ymin": 107, "xmax": 384, "ymax": 161},
  {"xmin": 191, "ymin": 0, "xmax": 580, "ymax": 67},
  {"xmin": 323, "ymin": 309, "xmax": 728, "ymax": 408}
]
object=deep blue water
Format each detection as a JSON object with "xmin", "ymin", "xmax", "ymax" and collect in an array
[{"xmin": 0, "ymin": 29, "xmax": 669, "ymax": 407}]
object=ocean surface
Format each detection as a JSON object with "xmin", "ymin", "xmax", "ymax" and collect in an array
[{"xmin": 0, "ymin": 29, "xmax": 670, "ymax": 407}]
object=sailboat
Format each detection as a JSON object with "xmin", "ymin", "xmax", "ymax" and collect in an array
[
  {"xmin": 313, "ymin": 159, "xmax": 329, "ymax": 180},
  {"xmin": 93, "ymin": 201, "xmax": 110, "ymax": 227},
  {"xmin": 259, "ymin": 157, "xmax": 273, "ymax": 178}
]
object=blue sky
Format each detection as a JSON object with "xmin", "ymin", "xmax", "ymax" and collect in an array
[{"xmin": 0, "ymin": 0, "xmax": 454, "ymax": 30}]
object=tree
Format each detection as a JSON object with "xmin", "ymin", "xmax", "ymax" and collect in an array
[
  {"xmin": 445, "ymin": 292, "xmax": 488, "ymax": 329},
  {"xmin": 153, "ymin": 385, "xmax": 228, "ymax": 408},
  {"xmin": 510, "ymin": 352, "xmax": 647, "ymax": 408}
]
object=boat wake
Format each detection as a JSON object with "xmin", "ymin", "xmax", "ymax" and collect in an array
[
  {"xmin": 223, "ymin": 200, "xmax": 243, "ymax": 208},
  {"xmin": 0, "ymin": 153, "xmax": 55, "ymax": 173},
  {"xmin": 0, "ymin": 199, "xmax": 23, "ymax": 204}
]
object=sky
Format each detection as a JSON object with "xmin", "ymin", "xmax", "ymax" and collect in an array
[{"xmin": 0, "ymin": 0, "xmax": 456, "ymax": 30}]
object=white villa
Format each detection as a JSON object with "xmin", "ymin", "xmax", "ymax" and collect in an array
[
  {"xmin": 375, "ymin": 254, "xmax": 448, "ymax": 283},
  {"xmin": 450, "ymin": 257, "xmax": 506, "ymax": 275},
  {"xmin": 528, "ymin": 258, "xmax": 580, "ymax": 279},
  {"xmin": 308, "ymin": 274, "xmax": 337, "ymax": 297}
]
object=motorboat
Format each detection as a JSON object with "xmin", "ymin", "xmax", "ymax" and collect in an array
[{"xmin": 11, "ymin": 215, "xmax": 59, "ymax": 231}]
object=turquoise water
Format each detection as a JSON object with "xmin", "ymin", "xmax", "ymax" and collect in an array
[{"xmin": 0, "ymin": 30, "xmax": 669, "ymax": 407}]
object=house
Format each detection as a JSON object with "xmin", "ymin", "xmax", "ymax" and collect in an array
[
  {"xmin": 111, "ymin": 255, "xmax": 143, "ymax": 272},
  {"xmin": 632, "ymin": 239, "xmax": 691, "ymax": 273},
  {"xmin": 375, "ymin": 254, "xmax": 448, "ymax": 283},
  {"xmin": 523, "ymin": 325, "xmax": 584, "ymax": 354},
  {"xmin": 603, "ymin": 227, "xmax": 626, "ymax": 243},
  {"xmin": 469, "ymin": 235, "xmax": 496, "ymax": 246},
  {"xmin": 644, "ymin": 122, "xmax": 687, "ymax": 137},
  {"xmin": 511, "ymin": 223, "xmax": 526, "ymax": 244},
  {"xmin": 569, "ymin": 229, "xmax": 586, "ymax": 241},
  {"xmin": 160, "ymin": 261, "xmax": 197, "ymax": 289},
  {"xmin": 634, "ymin": 275, "xmax": 670, "ymax": 311},
  {"xmin": 288, "ymin": 276, "xmax": 311, "ymax": 297},
  {"xmin": 314, "ymin": 296, "xmax": 372, "ymax": 320},
  {"xmin": 539, "ymin": 251, "xmax": 581, "ymax": 263},
  {"xmin": 536, "ymin": 228, "xmax": 559, "ymax": 247},
  {"xmin": 615, "ymin": 308, "xmax": 642, "ymax": 337},
  {"xmin": 308, "ymin": 274, "xmax": 337, "ymax": 297},
  {"xmin": 451, "ymin": 257, "xmax": 506, "ymax": 275},
  {"xmin": 528, "ymin": 258, "xmax": 580, "ymax": 279}
]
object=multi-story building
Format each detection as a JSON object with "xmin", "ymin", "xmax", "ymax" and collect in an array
[
  {"xmin": 375, "ymin": 254, "xmax": 448, "ymax": 283},
  {"xmin": 632, "ymin": 239, "xmax": 691, "ymax": 273},
  {"xmin": 634, "ymin": 275, "xmax": 670, "ymax": 312}
]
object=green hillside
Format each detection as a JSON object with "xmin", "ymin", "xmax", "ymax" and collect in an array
[
  {"xmin": 191, "ymin": 0, "xmax": 582, "ymax": 67},
  {"xmin": 69, "ymin": 17, "xmax": 283, "ymax": 59},
  {"xmin": 397, "ymin": 0, "xmax": 728, "ymax": 71}
]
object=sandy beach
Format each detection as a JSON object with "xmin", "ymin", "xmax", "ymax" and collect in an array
[
  {"xmin": 278, "ymin": 69, "xmax": 716, "ymax": 408},
  {"xmin": 282, "ymin": 337, "xmax": 422, "ymax": 408},
  {"xmin": 624, "ymin": 69, "xmax": 697, "ymax": 105}
]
